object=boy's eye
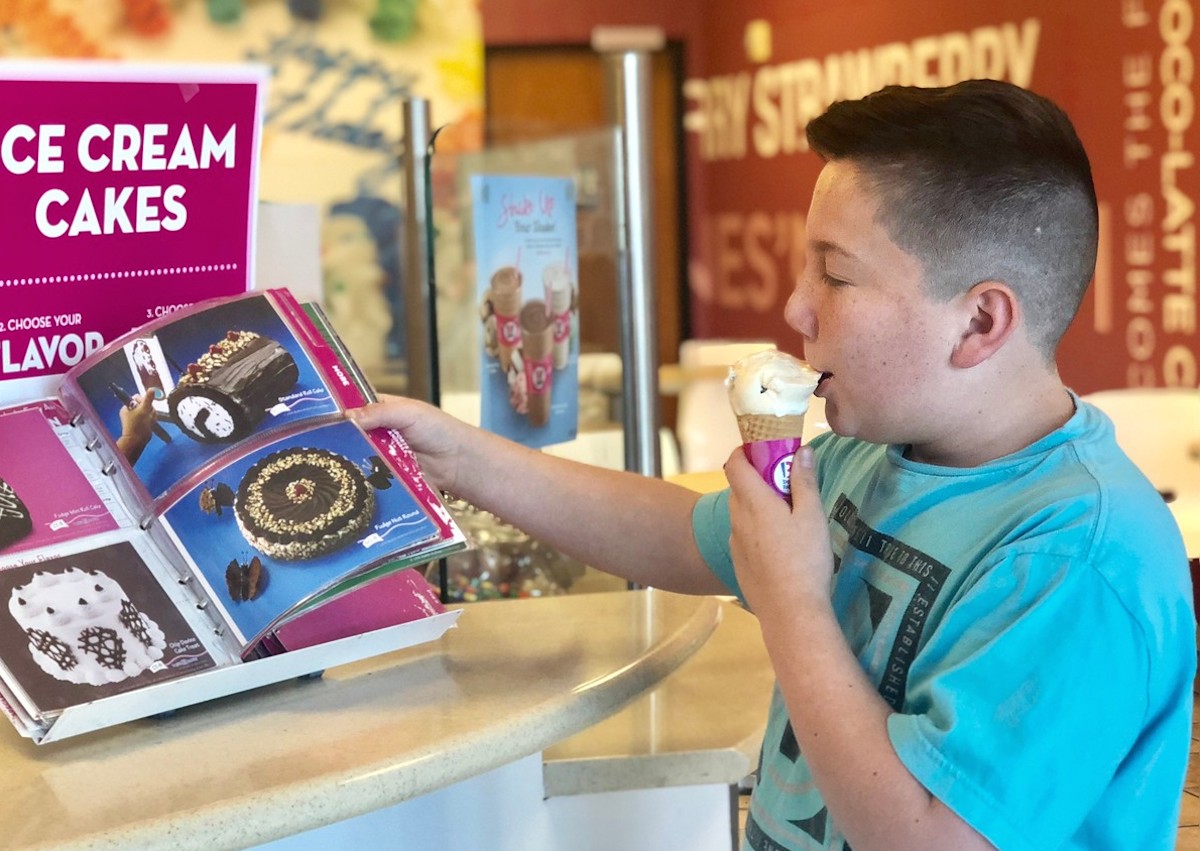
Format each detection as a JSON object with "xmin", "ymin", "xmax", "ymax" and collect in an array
[{"xmin": 823, "ymin": 273, "xmax": 850, "ymax": 287}]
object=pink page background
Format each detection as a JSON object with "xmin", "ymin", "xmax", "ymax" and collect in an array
[
  {"xmin": 0, "ymin": 409, "xmax": 119, "ymax": 555},
  {"xmin": 272, "ymin": 568, "xmax": 447, "ymax": 652}
]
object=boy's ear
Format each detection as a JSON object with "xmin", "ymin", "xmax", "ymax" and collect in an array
[{"xmin": 950, "ymin": 281, "xmax": 1019, "ymax": 369}]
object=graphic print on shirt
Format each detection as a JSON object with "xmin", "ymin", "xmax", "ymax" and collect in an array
[
  {"xmin": 828, "ymin": 494, "xmax": 952, "ymax": 709},
  {"xmin": 752, "ymin": 493, "xmax": 952, "ymax": 850},
  {"xmin": 746, "ymin": 809, "xmax": 855, "ymax": 851}
]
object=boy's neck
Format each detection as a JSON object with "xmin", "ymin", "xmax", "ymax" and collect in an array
[{"xmin": 906, "ymin": 373, "xmax": 1075, "ymax": 468}]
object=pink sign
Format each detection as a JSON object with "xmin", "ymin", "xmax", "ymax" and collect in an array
[{"xmin": 0, "ymin": 62, "xmax": 265, "ymax": 400}]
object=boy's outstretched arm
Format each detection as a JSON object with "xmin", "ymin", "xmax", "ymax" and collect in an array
[
  {"xmin": 349, "ymin": 395, "xmax": 729, "ymax": 596},
  {"xmin": 725, "ymin": 447, "xmax": 994, "ymax": 851}
]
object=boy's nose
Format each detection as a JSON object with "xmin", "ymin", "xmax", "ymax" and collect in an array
[{"xmin": 783, "ymin": 282, "xmax": 815, "ymax": 339}]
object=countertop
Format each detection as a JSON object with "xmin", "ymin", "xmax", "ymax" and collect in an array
[
  {"xmin": 1, "ymin": 589, "xmax": 722, "ymax": 851},
  {"xmin": 544, "ymin": 596, "xmax": 772, "ymax": 796}
]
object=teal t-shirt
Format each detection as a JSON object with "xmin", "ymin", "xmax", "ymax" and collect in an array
[{"xmin": 693, "ymin": 398, "xmax": 1195, "ymax": 850}]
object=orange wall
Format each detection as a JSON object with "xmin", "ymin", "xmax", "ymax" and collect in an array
[{"xmin": 481, "ymin": 0, "xmax": 704, "ymax": 47}]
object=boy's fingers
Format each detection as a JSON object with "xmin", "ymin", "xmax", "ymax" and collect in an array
[{"xmin": 786, "ymin": 446, "xmax": 820, "ymax": 508}]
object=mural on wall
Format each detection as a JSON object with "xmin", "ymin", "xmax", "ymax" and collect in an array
[
  {"xmin": 682, "ymin": 2, "xmax": 1196, "ymax": 394},
  {"xmin": 0, "ymin": 0, "xmax": 483, "ymax": 378}
]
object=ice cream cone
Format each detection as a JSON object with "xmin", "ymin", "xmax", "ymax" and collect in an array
[
  {"xmin": 737, "ymin": 412, "xmax": 807, "ymax": 444},
  {"xmin": 727, "ymin": 350, "xmax": 819, "ymax": 502}
]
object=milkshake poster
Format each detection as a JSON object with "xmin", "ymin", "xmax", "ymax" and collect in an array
[
  {"xmin": 471, "ymin": 174, "xmax": 579, "ymax": 449},
  {"xmin": 0, "ymin": 61, "xmax": 265, "ymax": 404}
]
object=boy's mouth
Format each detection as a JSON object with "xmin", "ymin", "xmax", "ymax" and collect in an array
[{"xmin": 815, "ymin": 372, "xmax": 833, "ymax": 395}]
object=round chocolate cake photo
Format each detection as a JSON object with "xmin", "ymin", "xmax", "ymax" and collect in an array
[{"xmin": 233, "ymin": 447, "xmax": 376, "ymax": 561}]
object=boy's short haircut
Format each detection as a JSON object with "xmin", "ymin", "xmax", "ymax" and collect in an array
[{"xmin": 806, "ymin": 79, "xmax": 1099, "ymax": 358}]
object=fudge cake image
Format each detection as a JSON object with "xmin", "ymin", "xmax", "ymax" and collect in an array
[
  {"xmin": 233, "ymin": 447, "xmax": 376, "ymax": 561},
  {"xmin": 0, "ymin": 476, "xmax": 33, "ymax": 553}
]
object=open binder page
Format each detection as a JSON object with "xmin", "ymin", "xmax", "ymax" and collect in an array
[
  {"xmin": 270, "ymin": 565, "xmax": 448, "ymax": 652},
  {"xmin": 62, "ymin": 291, "xmax": 352, "ymax": 507},
  {"xmin": 0, "ymin": 288, "xmax": 465, "ymax": 743},
  {"xmin": 0, "ymin": 531, "xmax": 232, "ymax": 737},
  {"xmin": 158, "ymin": 417, "xmax": 442, "ymax": 653},
  {"xmin": 0, "ymin": 404, "xmax": 128, "ymax": 555}
]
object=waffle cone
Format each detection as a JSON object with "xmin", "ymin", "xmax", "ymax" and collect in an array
[{"xmin": 737, "ymin": 412, "xmax": 806, "ymax": 444}]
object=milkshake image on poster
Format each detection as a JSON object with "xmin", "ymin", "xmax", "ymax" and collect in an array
[
  {"xmin": 471, "ymin": 174, "xmax": 580, "ymax": 449},
  {"xmin": 543, "ymin": 263, "xmax": 574, "ymax": 371},
  {"xmin": 490, "ymin": 266, "xmax": 523, "ymax": 373},
  {"xmin": 520, "ymin": 299, "xmax": 554, "ymax": 427}
]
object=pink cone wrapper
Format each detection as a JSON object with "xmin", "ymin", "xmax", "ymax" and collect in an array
[{"xmin": 737, "ymin": 413, "xmax": 806, "ymax": 502}]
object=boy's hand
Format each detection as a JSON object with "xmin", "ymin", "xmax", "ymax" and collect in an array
[
  {"xmin": 347, "ymin": 395, "xmax": 467, "ymax": 494},
  {"xmin": 725, "ymin": 445, "xmax": 834, "ymax": 619}
]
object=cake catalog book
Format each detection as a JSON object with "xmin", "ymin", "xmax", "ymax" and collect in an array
[{"xmin": 0, "ymin": 290, "xmax": 465, "ymax": 744}]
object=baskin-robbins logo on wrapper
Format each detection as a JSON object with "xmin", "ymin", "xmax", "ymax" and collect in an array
[
  {"xmin": 744, "ymin": 437, "xmax": 804, "ymax": 503},
  {"xmin": 770, "ymin": 451, "xmax": 796, "ymax": 496},
  {"xmin": 0, "ymin": 61, "xmax": 266, "ymax": 404}
]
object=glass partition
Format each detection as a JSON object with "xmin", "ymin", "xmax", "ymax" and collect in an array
[
  {"xmin": 427, "ymin": 128, "xmax": 632, "ymax": 599},
  {"xmin": 437, "ymin": 129, "xmax": 624, "ymax": 393}
]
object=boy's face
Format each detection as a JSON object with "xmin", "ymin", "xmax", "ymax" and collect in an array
[{"xmin": 785, "ymin": 160, "xmax": 963, "ymax": 446}]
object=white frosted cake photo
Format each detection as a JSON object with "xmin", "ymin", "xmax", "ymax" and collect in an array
[
  {"xmin": 0, "ymin": 541, "xmax": 218, "ymax": 718},
  {"xmin": 9, "ymin": 566, "xmax": 167, "ymax": 686}
]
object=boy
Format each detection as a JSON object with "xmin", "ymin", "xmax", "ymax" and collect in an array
[{"xmin": 352, "ymin": 80, "xmax": 1195, "ymax": 850}]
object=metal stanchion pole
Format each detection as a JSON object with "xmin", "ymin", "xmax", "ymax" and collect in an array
[
  {"xmin": 401, "ymin": 97, "xmax": 438, "ymax": 407},
  {"xmin": 594, "ymin": 28, "xmax": 664, "ymax": 480},
  {"xmin": 401, "ymin": 98, "xmax": 448, "ymax": 602},
  {"xmin": 595, "ymin": 28, "xmax": 664, "ymax": 593}
]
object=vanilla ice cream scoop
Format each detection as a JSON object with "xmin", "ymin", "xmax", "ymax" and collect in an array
[{"xmin": 726, "ymin": 350, "xmax": 821, "ymax": 417}]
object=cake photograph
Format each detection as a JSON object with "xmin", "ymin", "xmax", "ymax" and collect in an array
[
  {"xmin": 0, "ymin": 539, "xmax": 217, "ymax": 718},
  {"xmin": 158, "ymin": 418, "xmax": 442, "ymax": 651},
  {"xmin": 72, "ymin": 294, "xmax": 342, "ymax": 501},
  {"xmin": 0, "ymin": 408, "xmax": 121, "ymax": 556}
]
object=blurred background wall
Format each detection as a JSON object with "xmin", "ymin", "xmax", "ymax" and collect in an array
[
  {"xmin": 482, "ymin": 0, "xmax": 1198, "ymax": 394},
  {"xmin": 3, "ymin": 0, "xmax": 1195, "ymax": 394}
]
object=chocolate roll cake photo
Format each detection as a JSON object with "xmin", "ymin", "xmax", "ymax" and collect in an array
[{"xmin": 168, "ymin": 330, "xmax": 300, "ymax": 444}]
